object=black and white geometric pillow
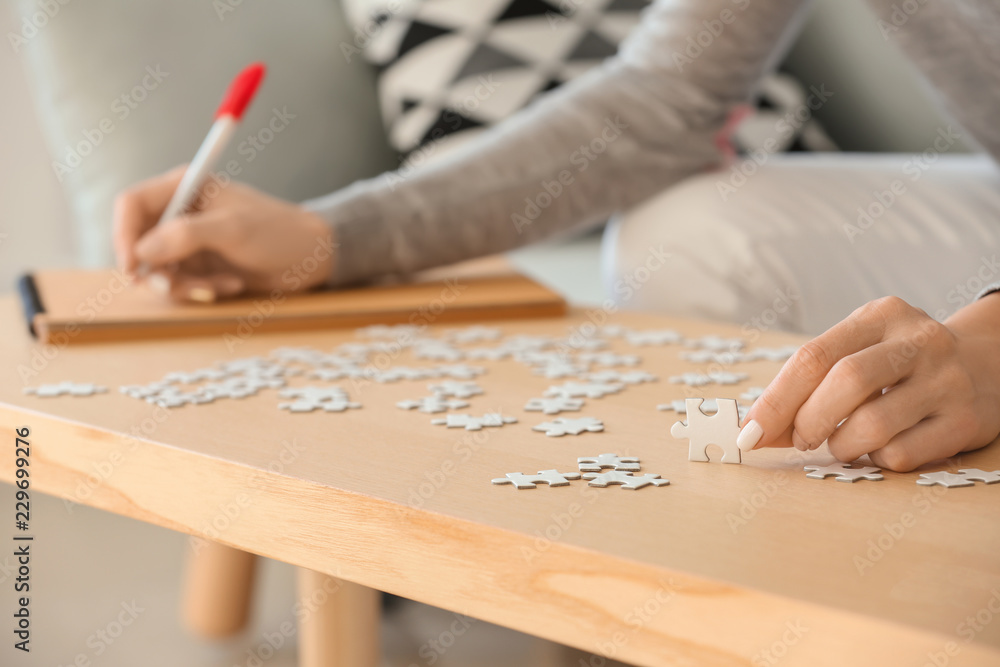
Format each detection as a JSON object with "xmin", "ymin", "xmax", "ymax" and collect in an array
[{"xmin": 346, "ymin": 0, "xmax": 836, "ymax": 158}]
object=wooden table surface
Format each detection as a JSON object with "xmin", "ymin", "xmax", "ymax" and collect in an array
[{"xmin": 0, "ymin": 295, "xmax": 998, "ymax": 666}]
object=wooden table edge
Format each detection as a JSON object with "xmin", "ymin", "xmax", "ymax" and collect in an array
[{"xmin": 0, "ymin": 406, "xmax": 996, "ymax": 667}]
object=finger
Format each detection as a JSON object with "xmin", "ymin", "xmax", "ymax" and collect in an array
[
  {"xmin": 867, "ymin": 416, "xmax": 962, "ymax": 472},
  {"xmin": 826, "ymin": 380, "xmax": 940, "ymax": 463},
  {"xmin": 791, "ymin": 339, "xmax": 917, "ymax": 451},
  {"xmin": 134, "ymin": 210, "xmax": 233, "ymax": 267},
  {"xmin": 166, "ymin": 272, "xmax": 246, "ymax": 303},
  {"xmin": 741, "ymin": 298, "xmax": 901, "ymax": 451},
  {"xmin": 751, "ymin": 421, "xmax": 794, "ymax": 449},
  {"xmin": 113, "ymin": 165, "xmax": 188, "ymax": 273}
]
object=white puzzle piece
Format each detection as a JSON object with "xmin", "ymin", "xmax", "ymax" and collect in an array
[
  {"xmin": 544, "ymin": 382, "xmax": 623, "ymax": 399},
  {"xmin": 268, "ymin": 347, "xmax": 332, "ymax": 365},
  {"xmin": 432, "ymin": 413, "xmax": 517, "ymax": 431},
  {"xmin": 396, "ymin": 396, "xmax": 470, "ymax": 413},
  {"xmin": 426, "ymin": 381, "xmax": 483, "ymax": 399},
  {"xmin": 413, "ymin": 343, "xmax": 464, "ymax": 362},
  {"xmin": 804, "ymin": 463, "xmax": 884, "ymax": 483},
  {"xmin": 533, "ymin": 362, "xmax": 590, "ymax": 379},
  {"xmin": 598, "ymin": 325, "xmax": 629, "ymax": 338},
  {"xmin": 278, "ymin": 386, "xmax": 359, "ymax": 413},
  {"xmin": 915, "ymin": 469, "xmax": 1000, "ymax": 488},
  {"xmin": 532, "ymin": 417, "xmax": 604, "ymax": 437},
  {"xmin": 524, "ymin": 396, "xmax": 585, "ymax": 415},
  {"xmin": 577, "ymin": 453, "xmax": 640, "ymax": 472},
  {"xmin": 582, "ymin": 471, "xmax": 669, "ymax": 489},
  {"xmin": 24, "ymin": 382, "xmax": 108, "ymax": 397},
  {"xmin": 578, "ymin": 352, "xmax": 640, "ymax": 367},
  {"xmin": 310, "ymin": 367, "xmax": 366, "ymax": 382},
  {"xmin": 444, "ymin": 326, "xmax": 502, "ymax": 344},
  {"xmin": 668, "ymin": 373, "xmax": 714, "ymax": 387},
  {"xmin": 669, "ymin": 371, "xmax": 749, "ymax": 387},
  {"xmin": 499, "ymin": 335, "xmax": 556, "ymax": 352},
  {"xmin": 658, "ymin": 398, "xmax": 718, "ymax": 413},
  {"xmin": 492, "ymin": 470, "xmax": 582, "ymax": 489},
  {"xmin": 513, "ymin": 351, "xmax": 571, "ymax": 366},
  {"xmin": 120, "ymin": 382, "xmax": 173, "ymax": 399},
  {"xmin": 624, "ymin": 329, "xmax": 682, "ymax": 346},
  {"xmin": 586, "ymin": 370, "xmax": 657, "ymax": 385},
  {"xmin": 558, "ymin": 338, "xmax": 608, "ymax": 352},
  {"xmin": 465, "ymin": 347, "xmax": 511, "ymax": 361},
  {"xmin": 670, "ymin": 398, "xmax": 742, "ymax": 464},
  {"xmin": 685, "ymin": 335, "xmax": 745, "ymax": 352},
  {"xmin": 163, "ymin": 368, "xmax": 228, "ymax": 384},
  {"xmin": 657, "ymin": 398, "xmax": 750, "ymax": 421},
  {"xmin": 433, "ymin": 364, "xmax": 486, "ymax": 379}
]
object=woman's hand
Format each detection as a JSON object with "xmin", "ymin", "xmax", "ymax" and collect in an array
[
  {"xmin": 114, "ymin": 166, "xmax": 335, "ymax": 302},
  {"xmin": 738, "ymin": 295, "xmax": 1000, "ymax": 472}
]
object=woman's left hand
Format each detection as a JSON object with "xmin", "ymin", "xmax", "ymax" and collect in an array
[{"xmin": 738, "ymin": 295, "xmax": 1000, "ymax": 472}]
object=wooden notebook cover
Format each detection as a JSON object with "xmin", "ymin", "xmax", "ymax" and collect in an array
[{"xmin": 25, "ymin": 265, "xmax": 567, "ymax": 344}]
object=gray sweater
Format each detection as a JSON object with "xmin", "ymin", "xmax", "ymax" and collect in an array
[{"xmin": 304, "ymin": 0, "xmax": 1000, "ymax": 288}]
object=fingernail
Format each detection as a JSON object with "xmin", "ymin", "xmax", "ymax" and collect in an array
[
  {"xmin": 737, "ymin": 419, "xmax": 763, "ymax": 451},
  {"xmin": 188, "ymin": 287, "xmax": 216, "ymax": 303},
  {"xmin": 147, "ymin": 273, "xmax": 170, "ymax": 294}
]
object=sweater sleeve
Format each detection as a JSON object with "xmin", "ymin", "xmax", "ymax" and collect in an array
[{"xmin": 304, "ymin": 0, "xmax": 811, "ymax": 286}]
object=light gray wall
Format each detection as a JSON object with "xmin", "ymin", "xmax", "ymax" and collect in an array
[{"xmin": 0, "ymin": 2, "xmax": 76, "ymax": 292}]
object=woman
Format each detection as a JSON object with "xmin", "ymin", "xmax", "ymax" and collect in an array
[{"xmin": 113, "ymin": 0, "xmax": 1000, "ymax": 471}]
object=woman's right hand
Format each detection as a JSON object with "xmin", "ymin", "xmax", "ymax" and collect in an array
[{"xmin": 113, "ymin": 166, "xmax": 336, "ymax": 302}]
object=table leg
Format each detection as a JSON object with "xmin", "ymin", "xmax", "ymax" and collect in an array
[
  {"xmin": 181, "ymin": 540, "xmax": 258, "ymax": 638},
  {"xmin": 296, "ymin": 568, "xmax": 380, "ymax": 667}
]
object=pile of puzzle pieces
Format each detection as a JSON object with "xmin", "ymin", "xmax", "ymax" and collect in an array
[{"xmin": 20, "ymin": 323, "xmax": 998, "ymax": 489}]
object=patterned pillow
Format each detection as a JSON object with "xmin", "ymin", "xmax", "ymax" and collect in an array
[{"xmin": 345, "ymin": 0, "xmax": 836, "ymax": 159}]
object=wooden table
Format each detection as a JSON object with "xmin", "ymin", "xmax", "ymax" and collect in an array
[{"xmin": 1, "ymin": 295, "xmax": 998, "ymax": 666}]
